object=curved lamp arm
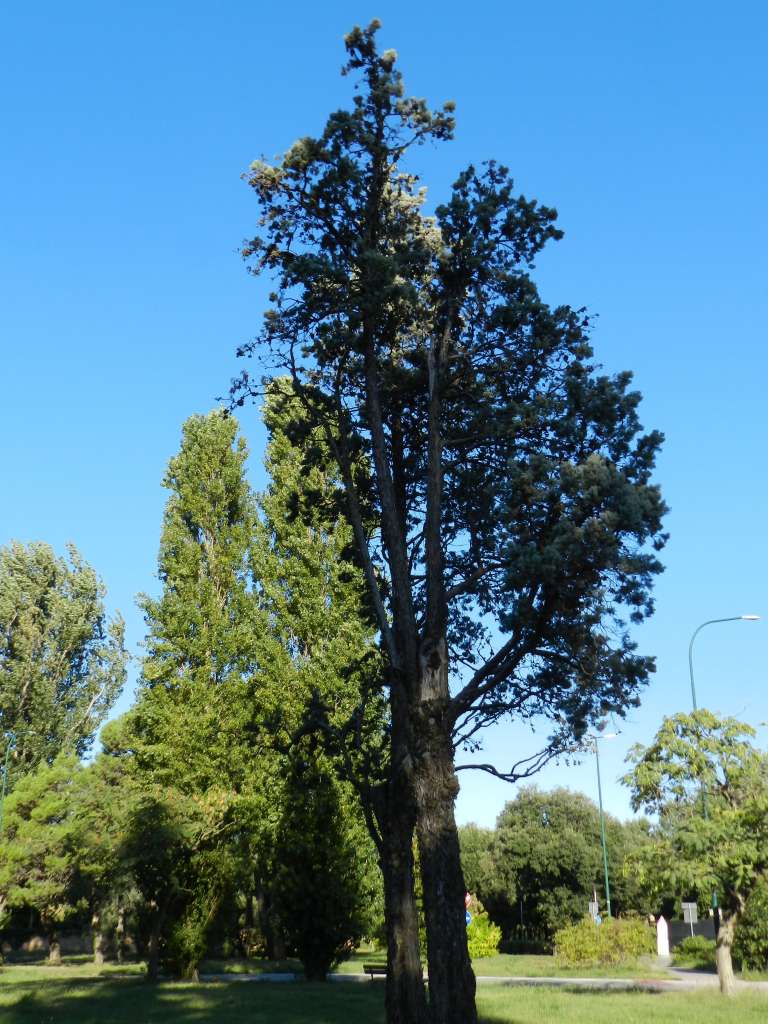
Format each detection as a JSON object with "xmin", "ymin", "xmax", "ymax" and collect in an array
[{"xmin": 688, "ymin": 616, "xmax": 760, "ymax": 711}]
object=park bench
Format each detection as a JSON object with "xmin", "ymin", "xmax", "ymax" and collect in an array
[{"xmin": 362, "ymin": 963, "xmax": 387, "ymax": 979}]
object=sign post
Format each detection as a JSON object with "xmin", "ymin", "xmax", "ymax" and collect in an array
[{"xmin": 682, "ymin": 902, "xmax": 698, "ymax": 937}]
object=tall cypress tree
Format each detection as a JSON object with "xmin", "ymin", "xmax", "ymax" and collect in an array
[{"xmin": 233, "ymin": 22, "xmax": 667, "ymax": 1023}]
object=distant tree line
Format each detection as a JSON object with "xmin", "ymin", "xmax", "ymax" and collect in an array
[{"xmin": 459, "ymin": 787, "xmax": 655, "ymax": 951}]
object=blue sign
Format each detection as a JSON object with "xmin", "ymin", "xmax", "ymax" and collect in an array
[{"xmin": 465, "ymin": 911, "xmax": 472, "ymax": 927}]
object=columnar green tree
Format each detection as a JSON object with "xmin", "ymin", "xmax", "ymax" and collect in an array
[
  {"xmin": 0, "ymin": 541, "xmax": 126, "ymax": 785},
  {"xmin": 270, "ymin": 743, "xmax": 379, "ymax": 980},
  {"xmin": 126, "ymin": 410, "xmax": 267, "ymax": 977},
  {"xmin": 233, "ymin": 21, "xmax": 666, "ymax": 1023},
  {"xmin": 255, "ymin": 383, "xmax": 388, "ymax": 980},
  {"xmin": 624, "ymin": 712, "xmax": 768, "ymax": 995},
  {"xmin": 134, "ymin": 410, "xmax": 263, "ymax": 794}
]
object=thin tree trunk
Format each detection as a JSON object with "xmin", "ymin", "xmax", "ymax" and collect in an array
[
  {"xmin": 92, "ymin": 909, "xmax": 106, "ymax": 966},
  {"xmin": 716, "ymin": 912, "xmax": 738, "ymax": 996},
  {"xmin": 146, "ymin": 901, "xmax": 164, "ymax": 982},
  {"xmin": 47, "ymin": 928, "xmax": 62, "ymax": 966},
  {"xmin": 414, "ymin": 699, "xmax": 477, "ymax": 1024},
  {"xmin": 115, "ymin": 901, "xmax": 125, "ymax": 964},
  {"xmin": 146, "ymin": 924, "xmax": 160, "ymax": 981}
]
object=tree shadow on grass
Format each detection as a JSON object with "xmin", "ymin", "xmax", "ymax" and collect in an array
[{"xmin": 0, "ymin": 978, "xmax": 387, "ymax": 1024}]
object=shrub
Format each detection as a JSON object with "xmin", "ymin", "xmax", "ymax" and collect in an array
[
  {"xmin": 672, "ymin": 934, "xmax": 716, "ymax": 970},
  {"xmin": 734, "ymin": 882, "xmax": 768, "ymax": 972},
  {"xmin": 554, "ymin": 915, "xmax": 655, "ymax": 967},
  {"xmin": 466, "ymin": 898, "xmax": 501, "ymax": 959}
]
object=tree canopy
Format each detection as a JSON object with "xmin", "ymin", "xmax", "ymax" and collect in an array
[
  {"xmin": 624, "ymin": 711, "xmax": 768, "ymax": 994},
  {"xmin": 233, "ymin": 20, "xmax": 666, "ymax": 1024},
  {"xmin": 0, "ymin": 540, "xmax": 127, "ymax": 785},
  {"xmin": 486, "ymin": 786, "xmax": 652, "ymax": 937}
]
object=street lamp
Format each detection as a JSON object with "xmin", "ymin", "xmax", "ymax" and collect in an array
[
  {"xmin": 0, "ymin": 733, "xmax": 16, "ymax": 837},
  {"xmin": 588, "ymin": 726, "xmax": 617, "ymax": 918},
  {"xmin": 688, "ymin": 615, "xmax": 760, "ymax": 711},
  {"xmin": 686, "ymin": 614, "xmax": 760, "ymax": 933}
]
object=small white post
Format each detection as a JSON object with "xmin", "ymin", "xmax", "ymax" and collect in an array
[{"xmin": 656, "ymin": 915, "xmax": 670, "ymax": 957}]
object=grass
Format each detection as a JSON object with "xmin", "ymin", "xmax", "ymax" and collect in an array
[
  {"xmin": 469, "ymin": 953, "xmax": 672, "ymax": 979},
  {"xmin": 201, "ymin": 950, "xmax": 673, "ymax": 980},
  {"xmin": 0, "ymin": 968, "xmax": 767, "ymax": 1024}
]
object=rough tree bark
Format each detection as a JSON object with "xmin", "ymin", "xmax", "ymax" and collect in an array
[
  {"xmin": 46, "ymin": 926, "xmax": 62, "ymax": 966},
  {"xmin": 373, "ymin": 775, "xmax": 428, "ymax": 1024},
  {"xmin": 716, "ymin": 911, "xmax": 739, "ymax": 996},
  {"xmin": 413, "ymin": 645, "xmax": 476, "ymax": 1024},
  {"xmin": 92, "ymin": 909, "xmax": 106, "ymax": 966}
]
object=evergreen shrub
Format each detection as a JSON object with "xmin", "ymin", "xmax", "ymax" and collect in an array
[
  {"xmin": 554, "ymin": 915, "xmax": 655, "ymax": 967},
  {"xmin": 672, "ymin": 934, "xmax": 715, "ymax": 969}
]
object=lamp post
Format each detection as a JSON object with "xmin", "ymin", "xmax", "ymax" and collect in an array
[
  {"xmin": 589, "ymin": 727, "xmax": 617, "ymax": 918},
  {"xmin": 688, "ymin": 615, "xmax": 760, "ymax": 712},
  {"xmin": 0, "ymin": 733, "xmax": 15, "ymax": 837},
  {"xmin": 687, "ymin": 614, "xmax": 760, "ymax": 934}
]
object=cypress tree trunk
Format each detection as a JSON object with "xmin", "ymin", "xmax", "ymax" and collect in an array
[
  {"xmin": 413, "ymin": 702, "xmax": 477, "ymax": 1024},
  {"xmin": 380, "ymin": 784, "xmax": 428, "ymax": 1024},
  {"xmin": 716, "ymin": 912, "xmax": 738, "ymax": 996}
]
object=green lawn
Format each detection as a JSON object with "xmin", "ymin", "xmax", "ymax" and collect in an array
[{"xmin": 0, "ymin": 970, "xmax": 767, "ymax": 1024}]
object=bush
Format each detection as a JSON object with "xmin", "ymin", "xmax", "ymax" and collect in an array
[
  {"xmin": 734, "ymin": 883, "xmax": 768, "ymax": 972},
  {"xmin": 672, "ymin": 934, "xmax": 716, "ymax": 970},
  {"xmin": 466, "ymin": 898, "xmax": 501, "ymax": 959},
  {"xmin": 554, "ymin": 915, "xmax": 655, "ymax": 967}
]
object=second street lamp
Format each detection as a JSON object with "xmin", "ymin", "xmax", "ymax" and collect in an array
[
  {"xmin": 687, "ymin": 613, "xmax": 760, "ymax": 935},
  {"xmin": 588, "ymin": 727, "xmax": 617, "ymax": 919}
]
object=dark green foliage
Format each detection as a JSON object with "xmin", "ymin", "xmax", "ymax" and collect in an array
[
  {"xmin": 269, "ymin": 748, "xmax": 377, "ymax": 980},
  {"xmin": 0, "ymin": 755, "xmax": 85, "ymax": 961},
  {"xmin": 554, "ymin": 916, "xmax": 655, "ymax": 967},
  {"xmin": 478, "ymin": 788, "xmax": 653, "ymax": 939},
  {"xmin": 234, "ymin": 22, "xmax": 667, "ymax": 1021},
  {"xmin": 734, "ymin": 882, "xmax": 768, "ymax": 972},
  {"xmin": 0, "ymin": 541, "xmax": 126, "ymax": 784},
  {"xmin": 235, "ymin": 19, "xmax": 667, "ymax": 756}
]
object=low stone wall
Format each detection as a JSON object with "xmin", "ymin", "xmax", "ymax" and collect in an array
[{"xmin": 668, "ymin": 919, "xmax": 716, "ymax": 946}]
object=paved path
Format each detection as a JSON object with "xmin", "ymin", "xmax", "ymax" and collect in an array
[{"xmin": 201, "ymin": 969, "xmax": 768, "ymax": 992}]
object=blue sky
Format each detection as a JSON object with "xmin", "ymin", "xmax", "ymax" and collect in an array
[{"xmin": 2, "ymin": 1, "xmax": 766, "ymax": 828}]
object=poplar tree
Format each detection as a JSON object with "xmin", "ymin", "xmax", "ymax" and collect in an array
[
  {"xmin": 129, "ymin": 410, "xmax": 266, "ymax": 978},
  {"xmin": 135, "ymin": 409, "xmax": 263, "ymax": 792},
  {"xmin": 233, "ymin": 21, "xmax": 666, "ymax": 1024},
  {"xmin": 0, "ymin": 541, "xmax": 126, "ymax": 785}
]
